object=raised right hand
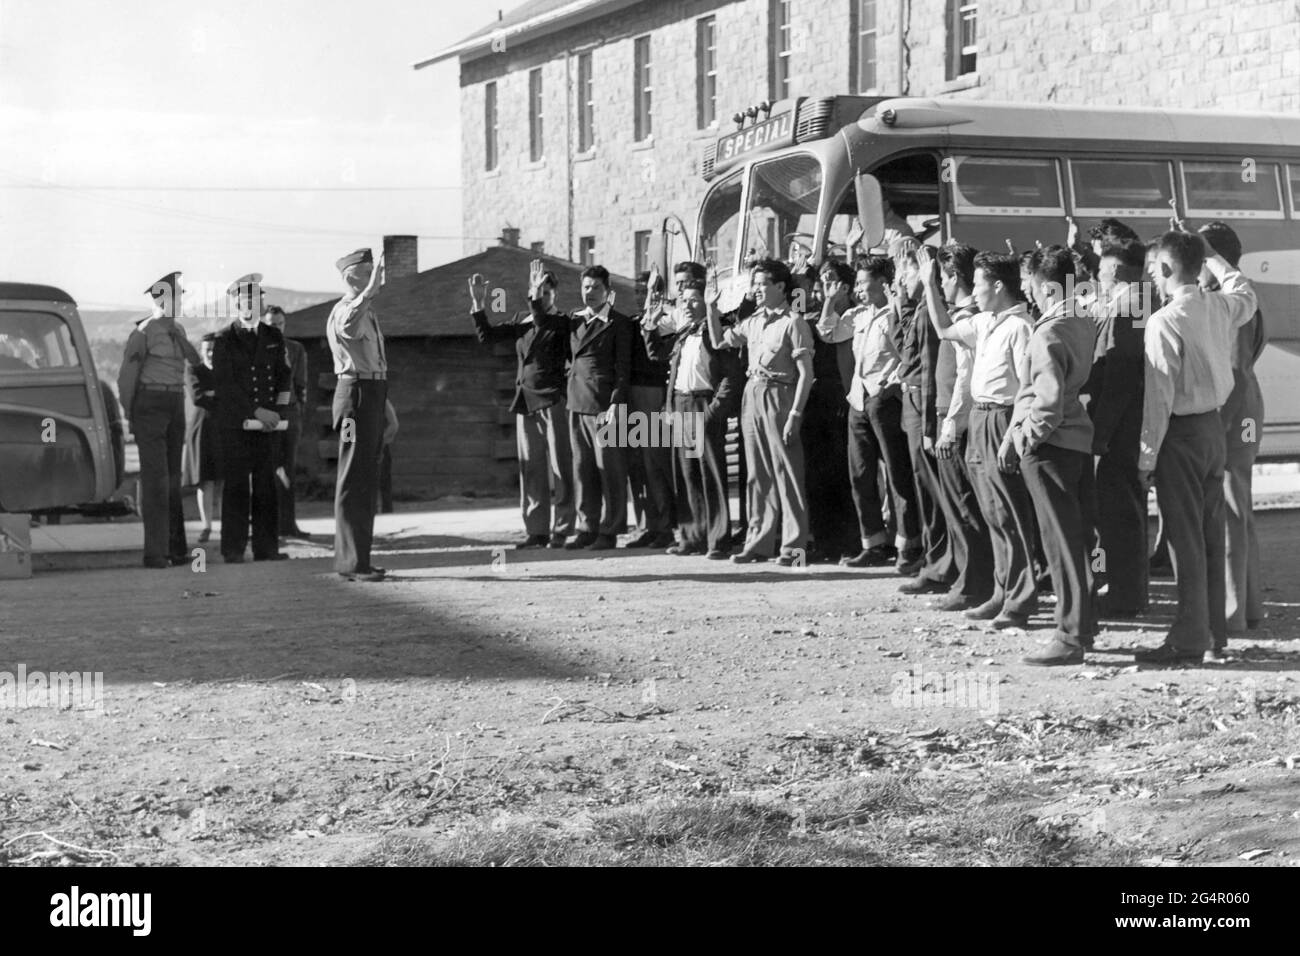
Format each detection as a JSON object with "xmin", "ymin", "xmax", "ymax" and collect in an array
[{"xmin": 468, "ymin": 273, "xmax": 489, "ymax": 309}]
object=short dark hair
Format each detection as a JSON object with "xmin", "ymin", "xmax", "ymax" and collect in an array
[
  {"xmin": 1158, "ymin": 230, "xmax": 1206, "ymax": 276},
  {"xmin": 680, "ymin": 278, "xmax": 706, "ymax": 293},
  {"xmin": 1089, "ymin": 217, "xmax": 1141, "ymax": 244},
  {"xmin": 262, "ymin": 304, "xmax": 285, "ymax": 317},
  {"xmin": 1199, "ymin": 221, "xmax": 1243, "ymax": 268},
  {"xmin": 858, "ymin": 255, "xmax": 895, "ymax": 285},
  {"xmin": 1018, "ymin": 250, "xmax": 1039, "ymax": 273},
  {"xmin": 820, "ymin": 260, "xmax": 854, "ymax": 285},
  {"xmin": 750, "ymin": 257, "xmax": 793, "ymax": 297},
  {"xmin": 1099, "ymin": 237, "xmax": 1148, "ymax": 273},
  {"xmin": 1032, "ymin": 244, "xmax": 1076, "ymax": 288},
  {"xmin": 539, "ymin": 270, "xmax": 559, "ymax": 290},
  {"xmin": 974, "ymin": 253, "xmax": 1022, "ymax": 299},
  {"xmin": 938, "ymin": 243, "xmax": 977, "ymax": 291},
  {"xmin": 581, "ymin": 265, "xmax": 611, "ymax": 287},
  {"xmin": 673, "ymin": 261, "xmax": 706, "ymax": 282}
]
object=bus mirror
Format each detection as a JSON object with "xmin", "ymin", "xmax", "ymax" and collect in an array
[{"xmin": 855, "ymin": 173, "xmax": 886, "ymax": 250}]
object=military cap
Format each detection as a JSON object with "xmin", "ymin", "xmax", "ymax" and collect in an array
[
  {"xmin": 145, "ymin": 271, "xmax": 182, "ymax": 300},
  {"xmin": 335, "ymin": 248, "xmax": 373, "ymax": 274},
  {"xmin": 226, "ymin": 273, "xmax": 264, "ymax": 297}
]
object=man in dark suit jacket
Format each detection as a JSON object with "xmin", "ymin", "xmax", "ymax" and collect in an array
[
  {"xmin": 565, "ymin": 265, "xmax": 632, "ymax": 550},
  {"xmin": 645, "ymin": 278, "xmax": 742, "ymax": 557},
  {"xmin": 212, "ymin": 274, "xmax": 292, "ymax": 563},
  {"xmin": 470, "ymin": 259, "xmax": 574, "ymax": 548}
]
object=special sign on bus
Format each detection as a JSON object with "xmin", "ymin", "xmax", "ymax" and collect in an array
[{"xmin": 716, "ymin": 111, "xmax": 796, "ymax": 166}]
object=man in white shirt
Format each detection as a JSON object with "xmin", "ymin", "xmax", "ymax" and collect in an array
[
  {"xmin": 1134, "ymin": 230, "xmax": 1257, "ymax": 664},
  {"xmin": 926, "ymin": 251, "xmax": 1038, "ymax": 630}
]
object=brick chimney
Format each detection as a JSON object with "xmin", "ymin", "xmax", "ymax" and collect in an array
[
  {"xmin": 382, "ymin": 235, "xmax": 418, "ymax": 279},
  {"xmin": 499, "ymin": 226, "xmax": 521, "ymax": 248}
]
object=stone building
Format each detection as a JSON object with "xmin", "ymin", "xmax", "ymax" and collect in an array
[{"xmin": 416, "ymin": 0, "xmax": 1300, "ymax": 280}]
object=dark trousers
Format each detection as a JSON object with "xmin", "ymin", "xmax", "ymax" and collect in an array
[
  {"xmin": 902, "ymin": 386, "xmax": 955, "ymax": 583},
  {"xmin": 277, "ymin": 416, "xmax": 302, "ymax": 534},
  {"xmin": 570, "ymin": 410, "xmax": 628, "ymax": 536},
  {"xmin": 1095, "ymin": 409, "xmax": 1149, "ymax": 612},
  {"xmin": 1021, "ymin": 443, "xmax": 1094, "ymax": 644},
  {"xmin": 935, "ymin": 431, "xmax": 994, "ymax": 601},
  {"xmin": 804, "ymin": 390, "xmax": 858, "ymax": 559},
  {"xmin": 672, "ymin": 392, "xmax": 731, "ymax": 552},
  {"xmin": 221, "ymin": 429, "xmax": 279, "ymax": 560},
  {"xmin": 966, "ymin": 406, "xmax": 1037, "ymax": 616},
  {"xmin": 133, "ymin": 390, "xmax": 187, "ymax": 562},
  {"xmin": 847, "ymin": 405, "xmax": 887, "ymax": 544},
  {"xmin": 333, "ymin": 378, "xmax": 387, "ymax": 573},
  {"xmin": 1155, "ymin": 412, "xmax": 1227, "ymax": 651},
  {"xmin": 626, "ymin": 385, "xmax": 675, "ymax": 534},
  {"xmin": 865, "ymin": 388, "xmax": 920, "ymax": 547}
]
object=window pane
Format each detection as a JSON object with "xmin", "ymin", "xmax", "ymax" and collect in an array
[
  {"xmin": 699, "ymin": 171, "xmax": 744, "ymax": 280},
  {"xmin": 1071, "ymin": 160, "xmax": 1171, "ymax": 214},
  {"xmin": 859, "ymin": 34, "xmax": 876, "ymax": 91},
  {"xmin": 1291, "ymin": 165, "xmax": 1300, "ymax": 214},
  {"xmin": 861, "ymin": 0, "xmax": 877, "ymax": 31},
  {"xmin": 0, "ymin": 312, "xmax": 80, "ymax": 369},
  {"xmin": 529, "ymin": 70, "xmax": 543, "ymax": 162},
  {"xmin": 1184, "ymin": 161, "xmax": 1283, "ymax": 216},
  {"xmin": 952, "ymin": 156, "xmax": 1062, "ymax": 214},
  {"xmin": 745, "ymin": 154, "xmax": 822, "ymax": 261},
  {"xmin": 484, "ymin": 83, "xmax": 497, "ymax": 171}
]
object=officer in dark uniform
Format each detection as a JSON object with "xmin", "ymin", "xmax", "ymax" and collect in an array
[
  {"xmin": 117, "ymin": 271, "xmax": 199, "ymax": 568},
  {"xmin": 211, "ymin": 273, "xmax": 292, "ymax": 563}
]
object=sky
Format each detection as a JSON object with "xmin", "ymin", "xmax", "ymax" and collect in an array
[{"xmin": 0, "ymin": 0, "xmax": 530, "ymax": 307}]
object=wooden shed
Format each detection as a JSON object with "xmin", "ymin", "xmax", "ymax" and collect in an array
[{"xmin": 283, "ymin": 245, "xmax": 636, "ymax": 500}]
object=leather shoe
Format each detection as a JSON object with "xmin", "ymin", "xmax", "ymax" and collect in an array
[
  {"xmin": 516, "ymin": 534, "xmax": 550, "ymax": 549},
  {"xmin": 841, "ymin": 545, "xmax": 896, "ymax": 568},
  {"xmin": 339, "ymin": 569, "xmax": 386, "ymax": 582},
  {"xmin": 1205, "ymin": 647, "xmax": 1230, "ymax": 664},
  {"xmin": 937, "ymin": 594, "xmax": 987, "ymax": 613},
  {"xmin": 624, "ymin": 530, "xmax": 660, "ymax": 548},
  {"xmin": 991, "ymin": 611, "xmax": 1030, "ymax": 630},
  {"xmin": 667, "ymin": 542, "xmax": 705, "ymax": 556},
  {"xmin": 963, "ymin": 598, "xmax": 1002, "ymax": 621},
  {"xmin": 1022, "ymin": 638, "xmax": 1085, "ymax": 666},
  {"xmin": 548, "ymin": 533, "xmax": 568, "ymax": 548},
  {"xmin": 731, "ymin": 550, "xmax": 769, "ymax": 564},
  {"xmin": 705, "ymin": 549, "xmax": 731, "ymax": 560},
  {"xmin": 896, "ymin": 550, "xmax": 923, "ymax": 576},
  {"xmin": 899, "ymin": 577, "xmax": 949, "ymax": 596},
  {"xmin": 776, "ymin": 552, "xmax": 804, "ymax": 567},
  {"xmin": 586, "ymin": 534, "xmax": 616, "ymax": 551},
  {"xmin": 564, "ymin": 532, "xmax": 597, "ymax": 550},
  {"xmin": 1134, "ymin": 643, "xmax": 1204, "ymax": 665}
]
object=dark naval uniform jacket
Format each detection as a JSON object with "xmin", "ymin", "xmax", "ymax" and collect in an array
[{"xmin": 211, "ymin": 321, "xmax": 292, "ymax": 429}]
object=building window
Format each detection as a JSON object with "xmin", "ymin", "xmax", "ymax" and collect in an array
[
  {"xmin": 696, "ymin": 16, "xmax": 717, "ymax": 129},
  {"xmin": 770, "ymin": 0, "xmax": 791, "ymax": 101},
  {"xmin": 852, "ymin": 0, "xmax": 878, "ymax": 93},
  {"xmin": 577, "ymin": 52, "xmax": 595, "ymax": 152},
  {"xmin": 530, "ymin": 241, "xmax": 546, "ymax": 254},
  {"xmin": 579, "ymin": 236, "xmax": 597, "ymax": 267},
  {"xmin": 633, "ymin": 35, "xmax": 652, "ymax": 142},
  {"xmin": 947, "ymin": 0, "xmax": 977, "ymax": 80},
  {"xmin": 634, "ymin": 231, "xmax": 652, "ymax": 276},
  {"xmin": 484, "ymin": 81, "xmax": 498, "ymax": 171},
  {"xmin": 528, "ymin": 68, "xmax": 544, "ymax": 162}
]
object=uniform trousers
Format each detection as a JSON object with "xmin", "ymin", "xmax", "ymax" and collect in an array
[
  {"xmin": 1154, "ymin": 411, "xmax": 1227, "ymax": 652},
  {"xmin": 133, "ymin": 390, "xmax": 188, "ymax": 563},
  {"xmin": 1224, "ymin": 446, "xmax": 1263, "ymax": 632},
  {"xmin": 332, "ymin": 378, "xmax": 387, "ymax": 573},
  {"xmin": 516, "ymin": 400, "xmax": 575, "ymax": 537},
  {"xmin": 221, "ymin": 428, "xmax": 279, "ymax": 560},
  {"xmin": 1021, "ymin": 442, "xmax": 1094, "ymax": 645},
  {"xmin": 570, "ymin": 410, "xmax": 628, "ymax": 537},
  {"xmin": 671, "ymin": 391, "xmax": 732, "ymax": 552},
  {"xmin": 1094, "ymin": 403, "xmax": 1149, "ymax": 612},
  {"xmin": 846, "ymin": 406, "xmax": 888, "ymax": 546},
  {"xmin": 740, "ymin": 378, "xmax": 807, "ymax": 556},
  {"xmin": 864, "ymin": 387, "xmax": 921, "ymax": 549},
  {"xmin": 966, "ymin": 405, "xmax": 1038, "ymax": 617},
  {"xmin": 276, "ymin": 415, "xmax": 302, "ymax": 535},
  {"xmin": 935, "ymin": 431, "xmax": 994, "ymax": 601},
  {"xmin": 626, "ymin": 385, "xmax": 675, "ymax": 534},
  {"xmin": 902, "ymin": 386, "xmax": 955, "ymax": 583}
]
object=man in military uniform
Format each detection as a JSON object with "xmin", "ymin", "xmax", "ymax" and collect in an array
[
  {"xmin": 262, "ymin": 304, "xmax": 310, "ymax": 539},
  {"xmin": 117, "ymin": 271, "xmax": 199, "ymax": 568},
  {"xmin": 211, "ymin": 274, "xmax": 292, "ymax": 563},
  {"xmin": 328, "ymin": 248, "xmax": 388, "ymax": 581}
]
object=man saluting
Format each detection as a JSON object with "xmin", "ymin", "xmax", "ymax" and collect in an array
[{"xmin": 328, "ymin": 248, "xmax": 389, "ymax": 581}]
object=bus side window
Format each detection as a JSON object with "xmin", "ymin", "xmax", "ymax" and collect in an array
[
  {"xmin": 1182, "ymin": 160, "xmax": 1285, "ymax": 220},
  {"xmin": 1070, "ymin": 159, "xmax": 1174, "ymax": 219},
  {"xmin": 950, "ymin": 156, "xmax": 1064, "ymax": 216}
]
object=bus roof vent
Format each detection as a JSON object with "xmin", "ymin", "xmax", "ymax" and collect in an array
[
  {"xmin": 700, "ymin": 142, "xmax": 717, "ymax": 180},
  {"xmin": 794, "ymin": 97, "xmax": 836, "ymax": 142}
]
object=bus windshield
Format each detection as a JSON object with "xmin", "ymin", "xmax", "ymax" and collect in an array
[
  {"xmin": 743, "ymin": 153, "xmax": 822, "ymax": 265},
  {"xmin": 698, "ymin": 168, "xmax": 743, "ymax": 283}
]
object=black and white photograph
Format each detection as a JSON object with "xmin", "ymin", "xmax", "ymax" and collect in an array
[{"xmin": 1, "ymin": 0, "xmax": 1298, "ymax": 914}]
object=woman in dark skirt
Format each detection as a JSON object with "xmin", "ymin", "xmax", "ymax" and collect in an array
[{"xmin": 183, "ymin": 333, "xmax": 223, "ymax": 542}]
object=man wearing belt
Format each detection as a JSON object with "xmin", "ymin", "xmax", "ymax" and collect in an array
[
  {"xmin": 118, "ymin": 271, "xmax": 200, "ymax": 568},
  {"xmin": 706, "ymin": 258, "xmax": 813, "ymax": 566},
  {"xmin": 328, "ymin": 248, "xmax": 389, "ymax": 581},
  {"xmin": 212, "ymin": 274, "xmax": 292, "ymax": 564},
  {"xmin": 1136, "ymin": 231, "xmax": 1258, "ymax": 664},
  {"xmin": 928, "ymin": 252, "xmax": 1038, "ymax": 630},
  {"xmin": 645, "ymin": 277, "xmax": 742, "ymax": 558},
  {"xmin": 262, "ymin": 305, "xmax": 310, "ymax": 540},
  {"xmin": 470, "ymin": 259, "xmax": 574, "ymax": 548},
  {"xmin": 1004, "ymin": 247, "xmax": 1099, "ymax": 666},
  {"xmin": 920, "ymin": 244, "xmax": 993, "ymax": 612}
]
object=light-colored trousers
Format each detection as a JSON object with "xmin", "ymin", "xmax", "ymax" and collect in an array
[
  {"xmin": 517, "ymin": 400, "xmax": 575, "ymax": 537},
  {"xmin": 1224, "ymin": 448, "xmax": 1263, "ymax": 632},
  {"xmin": 740, "ymin": 378, "xmax": 808, "ymax": 556}
]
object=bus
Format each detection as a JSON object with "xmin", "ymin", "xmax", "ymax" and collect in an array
[{"xmin": 661, "ymin": 95, "xmax": 1300, "ymax": 458}]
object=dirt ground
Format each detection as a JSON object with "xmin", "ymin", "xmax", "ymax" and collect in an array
[{"xmin": 2, "ymin": 504, "xmax": 1298, "ymax": 866}]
